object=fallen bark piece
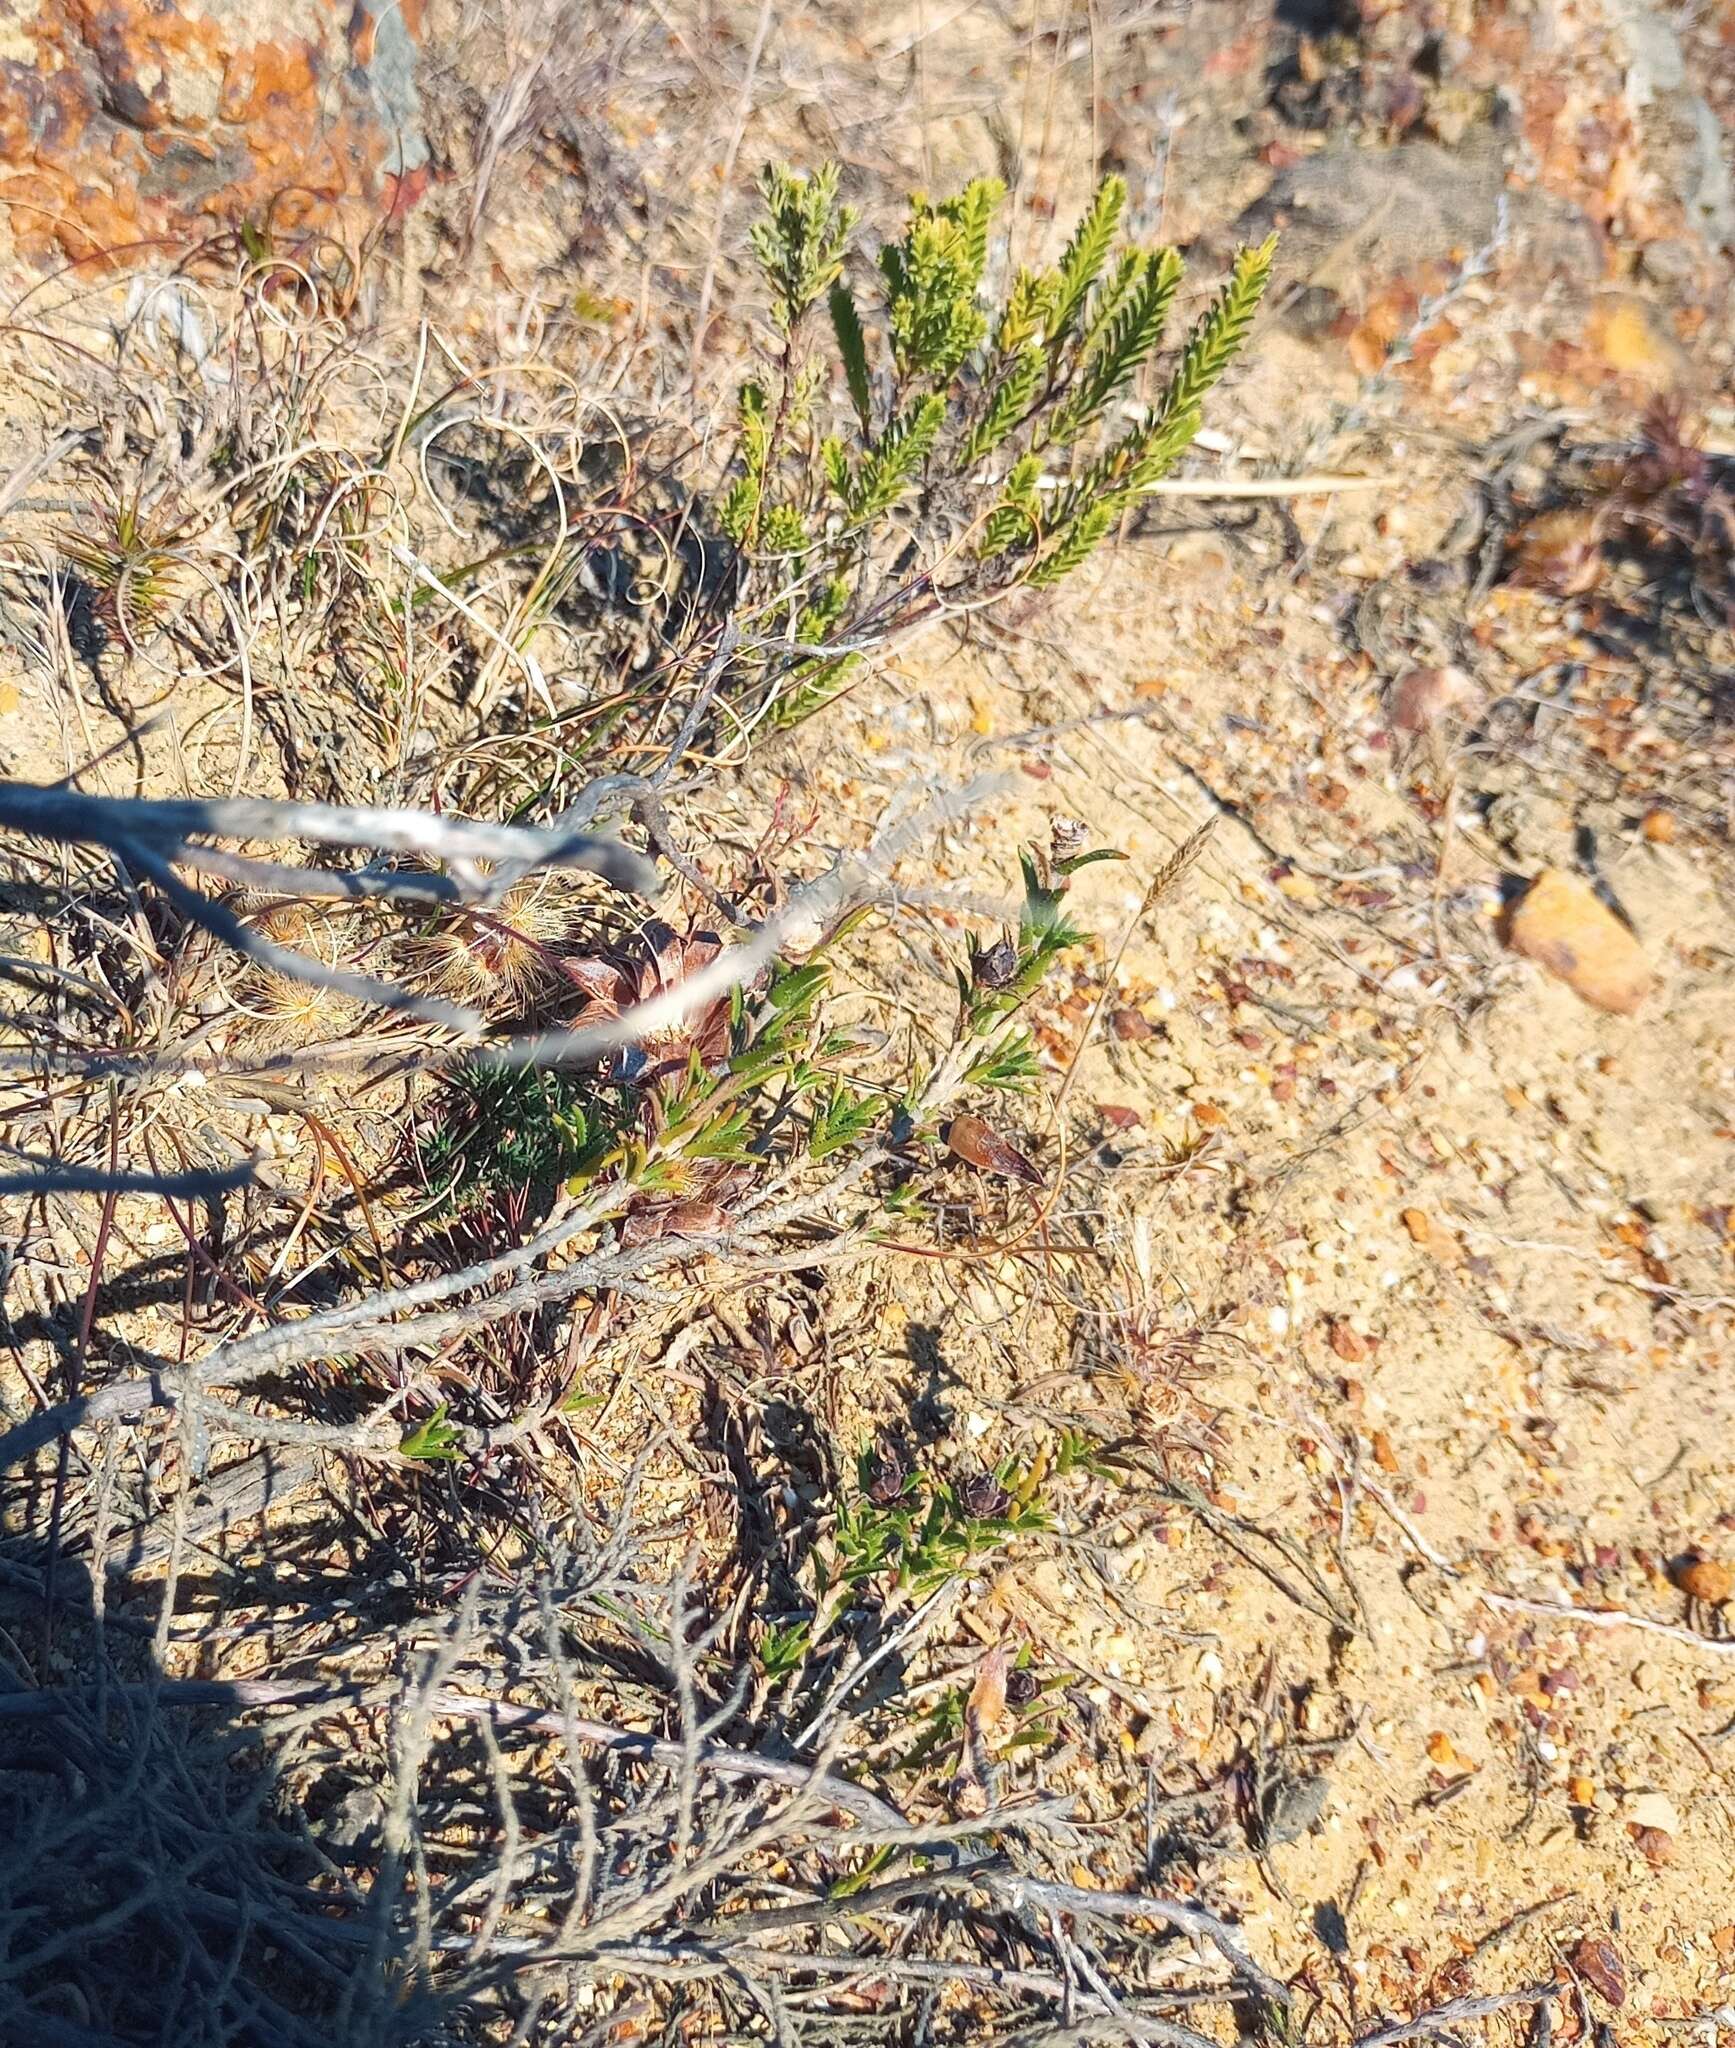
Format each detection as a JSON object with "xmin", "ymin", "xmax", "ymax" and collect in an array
[
  {"xmin": 1504, "ymin": 869, "xmax": 1651, "ymax": 1015},
  {"xmin": 1571, "ymin": 1935, "xmax": 1626, "ymax": 2008}
]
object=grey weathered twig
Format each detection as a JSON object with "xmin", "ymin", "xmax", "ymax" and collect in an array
[
  {"xmin": 0, "ymin": 771, "xmax": 1011, "ymax": 1082},
  {"xmin": 1481, "ymin": 1587, "xmax": 1735, "ymax": 1661},
  {"xmin": 982, "ymin": 1875, "xmax": 1289, "ymax": 2008},
  {"xmin": 1353, "ymin": 1983, "xmax": 1561, "ymax": 2047},
  {"xmin": 0, "ymin": 1000, "xmax": 998, "ymax": 1476},
  {"xmin": 0, "ymin": 1487, "xmax": 1289, "ymax": 2046},
  {"xmin": 0, "ymin": 775, "xmax": 662, "ymax": 1036},
  {"xmin": 0, "ymin": 781, "xmax": 659, "ymax": 898},
  {"xmin": 0, "ymin": 1155, "xmax": 255, "ymax": 1199},
  {"xmin": 473, "ymin": 771, "xmax": 1011, "ymax": 1071},
  {"xmin": 0, "ymin": 1676, "xmax": 908, "ymax": 1831},
  {"xmin": 546, "ymin": 1944, "xmax": 1224, "ymax": 2047}
]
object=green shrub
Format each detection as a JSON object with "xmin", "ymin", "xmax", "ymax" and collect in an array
[{"xmin": 719, "ymin": 163, "xmax": 1274, "ymax": 725}]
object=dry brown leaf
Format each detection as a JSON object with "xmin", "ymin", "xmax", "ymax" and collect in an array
[
  {"xmin": 946, "ymin": 1113, "xmax": 1044, "ymax": 1187},
  {"xmin": 967, "ymin": 1646, "xmax": 1010, "ymax": 1743}
]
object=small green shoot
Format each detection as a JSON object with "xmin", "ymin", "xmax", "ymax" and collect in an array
[
  {"xmin": 758, "ymin": 1620, "xmax": 812, "ymax": 1682},
  {"xmin": 400, "ymin": 1405, "xmax": 463, "ymax": 1462},
  {"xmin": 721, "ymin": 165, "xmax": 1274, "ymax": 730}
]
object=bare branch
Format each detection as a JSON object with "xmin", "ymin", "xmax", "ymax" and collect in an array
[
  {"xmin": 1481, "ymin": 1588, "xmax": 1735, "ymax": 1661},
  {"xmin": 171, "ymin": 842, "xmax": 472, "ymax": 906},
  {"xmin": 473, "ymin": 772, "xmax": 1011, "ymax": 1072},
  {"xmin": 0, "ymin": 771, "xmax": 1013, "ymax": 1082},
  {"xmin": 980, "ymin": 1875, "xmax": 1290, "ymax": 2008},
  {"xmin": 0, "ymin": 779, "xmax": 660, "ymax": 898},
  {"xmin": 0, "ymin": 1155, "xmax": 255, "ymax": 1199},
  {"xmin": 1353, "ymin": 1984, "xmax": 1561, "ymax": 2047}
]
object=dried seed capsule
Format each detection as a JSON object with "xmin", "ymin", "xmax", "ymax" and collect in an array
[
  {"xmin": 946, "ymin": 1113, "xmax": 1043, "ymax": 1186},
  {"xmin": 959, "ymin": 1471, "xmax": 1011, "ymax": 1519},
  {"xmin": 971, "ymin": 936, "xmax": 1019, "ymax": 988}
]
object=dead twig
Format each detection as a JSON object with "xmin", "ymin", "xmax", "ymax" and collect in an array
[
  {"xmin": 0, "ymin": 1156, "xmax": 255, "ymax": 1199},
  {"xmin": 0, "ymin": 780, "xmax": 658, "ymax": 900},
  {"xmin": 1354, "ymin": 1982, "xmax": 1561, "ymax": 2047},
  {"xmin": 982, "ymin": 1874, "xmax": 1289, "ymax": 2008},
  {"xmin": 0, "ymin": 1676, "xmax": 910, "ymax": 1831},
  {"xmin": 1481, "ymin": 1589, "xmax": 1735, "ymax": 1661}
]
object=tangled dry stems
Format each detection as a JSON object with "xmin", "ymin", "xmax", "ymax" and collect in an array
[
  {"xmin": 0, "ymin": 236, "xmax": 1273, "ymax": 2047},
  {"xmin": 0, "ymin": 157, "xmax": 1563, "ymax": 2048},
  {"xmin": 0, "ymin": 1521, "xmax": 1289, "ymax": 2048}
]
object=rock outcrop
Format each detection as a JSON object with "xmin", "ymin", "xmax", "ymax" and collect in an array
[{"xmin": 0, "ymin": 0, "xmax": 429, "ymax": 267}]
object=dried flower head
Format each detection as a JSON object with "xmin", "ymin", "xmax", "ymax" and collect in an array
[
  {"xmin": 971, "ymin": 935, "xmax": 1018, "ymax": 989},
  {"xmin": 1050, "ymin": 815, "xmax": 1090, "ymax": 863},
  {"xmin": 567, "ymin": 922, "xmax": 735, "ymax": 1086},
  {"xmin": 864, "ymin": 1438, "xmax": 909, "ymax": 1505},
  {"xmin": 228, "ymin": 902, "xmax": 360, "ymax": 1051},
  {"xmin": 398, "ymin": 878, "xmax": 583, "ymax": 1015}
]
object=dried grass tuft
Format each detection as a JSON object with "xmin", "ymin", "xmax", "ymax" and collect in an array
[
  {"xmin": 393, "ymin": 876, "xmax": 602, "ymax": 1016},
  {"xmin": 226, "ymin": 901, "xmax": 366, "ymax": 1051}
]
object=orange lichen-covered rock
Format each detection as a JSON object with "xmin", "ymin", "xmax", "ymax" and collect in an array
[{"xmin": 0, "ymin": 0, "xmax": 428, "ymax": 268}]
